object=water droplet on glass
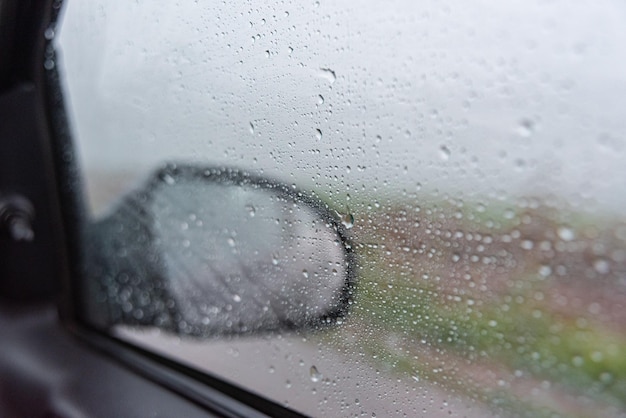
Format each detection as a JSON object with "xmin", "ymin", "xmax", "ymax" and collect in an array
[
  {"xmin": 600, "ymin": 372, "xmax": 613, "ymax": 384},
  {"xmin": 593, "ymin": 258, "xmax": 610, "ymax": 274},
  {"xmin": 44, "ymin": 27, "xmax": 55, "ymax": 40},
  {"xmin": 315, "ymin": 129, "xmax": 323, "ymax": 140},
  {"xmin": 227, "ymin": 237, "xmax": 236, "ymax": 247},
  {"xmin": 246, "ymin": 205, "xmax": 256, "ymax": 217},
  {"xmin": 517, "ymin": 118, "xmax": 534, "ymax": 137},
  {"xmin": 317, "ymin": 94, "xmax": 325, "ymax": 105},
  {"xmin": 557, "ymin": 226, "xmax": 575, "ymax": 241},
  {"xmin": 439, "ymin": 145, "xmax": 451, "ymax": 161},
  {"xmin": 162, "ymin": 173, "xmax": 176, "ymax": 185},
  {"xmin": 249, "ymin": 122, "xmax": 255, "ymax": 135},
  {"xmin": 318, "ymin": 68, "xmax": 336, "ymax": 84},
  {"xmin": 538, "ymin": 265, "xmax": 552, "ymax": 277},
  {"xmin": 520, "ymin": 239, "xmax": 534, "ymax": 250},
  {"xmin": 233, "ymin": 294, "xmax": 241, "ymax": 302},
  {"xmin": 339, "ymin": 207, "xmax": 354, "ymax": 229},
  {"xmin": 8, "ymin": 217, "xmax": 34, "ymax": 242},
  {"xmin": 591, "ymin": 351, "xmax": 604, "ymax": 362},
  {"xmin": 310, "ymin": 365, "xmax": 322, "ymax": 382},
  {"xmin": 597, "ymin": 133, "xmax": 623, "ymax": 153}
]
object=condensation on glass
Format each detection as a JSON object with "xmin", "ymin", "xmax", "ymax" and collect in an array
[{"xmin": 59, "ymin": 0, "xmax": 626, "ymax": 416}]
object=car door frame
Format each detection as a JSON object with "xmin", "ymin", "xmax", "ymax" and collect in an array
[{"xmin": 0, "ymin": 1, "xmax": 307, "ymax": 416}]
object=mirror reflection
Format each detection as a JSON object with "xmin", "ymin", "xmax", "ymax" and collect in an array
[{"xmin": 85, "ymin": 164, "xmax": 355, "ymax": 337}]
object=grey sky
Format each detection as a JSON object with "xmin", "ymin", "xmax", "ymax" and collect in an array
[{"xmin": 58, "ymin": 0, "xmax": 626, "ymax": 214}]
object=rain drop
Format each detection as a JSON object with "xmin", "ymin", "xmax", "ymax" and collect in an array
[
  {"xmin": 309, "ymin": 365, "xmax": 322, "ymax": 382},
  {"xmin": 8, "ymin": 217, "xmax": 34, "ymax": 242},
  {"xmin": 315, "ymin": 129, "xmax": 323, "ymax": 140},
  {"xmin": 439, "ymin": 145, "xmax": 451, "ymax": 161},
  {"xmin": 557, "ymin": 226, "xmax": 575, "ymax": 241},
  {"xmin": 520, "ymin": 239, "xmax": 534, "ymax": 250},
  {"xmin": 593, "ymin": 258, "xmax": 610, "ymax": 274},
  {"xmin": 538, "ymin": 265, "xmax": 552, "ymax": 277},
  {"xmin": 161, "ymin": 173, "xmax": 176, "ymax": 185},
  {"xmin": 600, "ymin": 372, "xmax": 613, "ymax": 384},
  {"xmin": 44, "ymin": 27, "xmax": 55, "ymax": 40},
  {"xmin": 517, "ymin": 118, "xmax": 534, "ymax": 137},
  {"xmin": 591, "ymin": 351, "xmax": 604, "ymax": 362},
  {"xmin": 340, "ymin": 207, "xmax": 354, "ymax": 229},
  {"xmin": 318, "ymin": 67, "xmax": 336, "ymax": 84}
]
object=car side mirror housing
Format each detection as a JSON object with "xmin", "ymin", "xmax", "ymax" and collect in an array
[{"xmin": 83, "ymin": 164, "xmax": 355, "ymax": 337}]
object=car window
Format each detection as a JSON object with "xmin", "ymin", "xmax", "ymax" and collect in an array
[{"xmin": 58, "ymin": 1, "xmax": 626, "ymax": 416}]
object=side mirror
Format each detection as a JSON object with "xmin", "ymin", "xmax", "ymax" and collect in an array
[{"xmin": 83, "ymin": 164, "xmax": 355, "ymax": 337}]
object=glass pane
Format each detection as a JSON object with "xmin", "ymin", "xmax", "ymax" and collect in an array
[{"xmin": 58, "ymin": 0, "xmax": 626, "ymax": 416}]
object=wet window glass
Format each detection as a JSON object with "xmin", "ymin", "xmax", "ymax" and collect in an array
[{"xmin": 58, "ymin": 1, "xmax": 626, "ymax": 416}]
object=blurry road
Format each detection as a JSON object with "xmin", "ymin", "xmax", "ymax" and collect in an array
[{"xmin": 118, "ymin": 327, "xmax": 496, "ymax": 417}]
